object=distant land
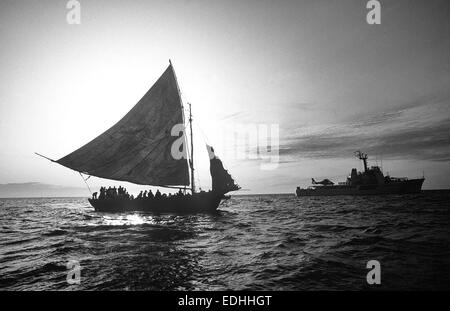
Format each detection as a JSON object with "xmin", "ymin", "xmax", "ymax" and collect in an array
[{"xmin": 0, "ymin": 182, "xmax": 90, "ymax": 198}]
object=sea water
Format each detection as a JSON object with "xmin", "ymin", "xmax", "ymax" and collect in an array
[{"xmin": 1, "ymin": 191, "xmax": 449, "ymax": 290}]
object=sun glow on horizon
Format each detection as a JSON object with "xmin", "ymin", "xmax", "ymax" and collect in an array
[{"xmin": 1, "ymin": 0, "xmax": 449, "ymax": 193}]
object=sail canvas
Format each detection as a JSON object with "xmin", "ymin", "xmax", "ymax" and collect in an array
[{"xmin": 57, "ymin": 64, "xmax": 190, "ymax": 186}]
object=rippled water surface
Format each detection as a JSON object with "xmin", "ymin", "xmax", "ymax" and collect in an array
[{"xmin": 1, "ymin": 191, "xmax": 449, "ymax": 290}]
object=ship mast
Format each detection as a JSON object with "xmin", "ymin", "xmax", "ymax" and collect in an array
[
  {"xmin": 355, "ymin": 151, "xmax": 368, "ymax": 172},
  {"xmin": 188, "ymin": 103, "xmax": 195, "ymax": 193},
  {"xmin": 169, "ymin": 59, "xmax": 195, "ymax": 192}
]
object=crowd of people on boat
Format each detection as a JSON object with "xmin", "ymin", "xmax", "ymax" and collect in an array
[{"xmin": 91, "ymin": 186, "xmax": 189, "ymax": 200}]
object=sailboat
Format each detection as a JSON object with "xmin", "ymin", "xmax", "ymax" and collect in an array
[{"xmin": 38, "ymin": 60, "xmax": 240, "ymax": 213}]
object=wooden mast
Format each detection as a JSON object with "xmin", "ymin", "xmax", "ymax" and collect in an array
[
  {"xmin": 169, "ymin": 59, "xmax": 195, "ymax": 193},
  {"xmin": 188, "ymin": 103, "xmax": 195, "ymax": 193}
]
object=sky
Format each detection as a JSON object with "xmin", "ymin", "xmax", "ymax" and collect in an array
[{"xmin": 0, "ymin": 0, "xmax": 449, "ymax": 195}]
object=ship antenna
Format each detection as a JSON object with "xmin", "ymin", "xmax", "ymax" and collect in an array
[
  {"xmin": 355, "ymin": 150, "xmax": 368, "ymax": 172},
  {"xmin": 380, "ymin": 154, "xmax": 383, "ymax": 172}
]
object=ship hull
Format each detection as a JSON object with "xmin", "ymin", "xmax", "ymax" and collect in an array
[
  {"xmin": 296, "ymin": 178, "xmax": 424, "ymax": 196},
  {"xmin": 88, "ymin": 191, "xmax": 224, "ymax": 213}
]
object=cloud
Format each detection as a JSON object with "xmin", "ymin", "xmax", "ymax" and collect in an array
[
  {"xmin": 220, "ymin": 111, "xmax": 247, "ymax": 121},
  {"xmin": 279, "ymin": 98, "xmax": 450, "ymax": 162}
]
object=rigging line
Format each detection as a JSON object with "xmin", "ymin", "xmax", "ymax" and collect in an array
[
  {"xmin": 35, "ymin": 152, "xmax": 56, "ymax": 162},
  {"xmin": 192, "ymin": 119, "xmax": 208, "ymax": 187},
  {"xmin": 188, "ymin": 120, "xmax": 206, "ymax": 190},
  {"xmin": 79, "ymin": 172, "xmax": 93, "ymax": 195},
  {"xmin": 157, "ymin": 185, "xmax": 191, "ymax": 190},
  {"xmin": 188, "ymin": 103, "xmax": 195, "ymax": 193},
  {"xmin": 194, "ymin": 120, "xmax": 210, "ymax": 145},
  {"xmin": 183, "ymin": 107, "xmax": 192, "ymax": 181},
  {"xmin": 185, "ymin": 121, "xmax": 200, "ymax": 191},
  {"xmin": 180, "ymin": 110, "xmax": 193, "ymax": 191}
]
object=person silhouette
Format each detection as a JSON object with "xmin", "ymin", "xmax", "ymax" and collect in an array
[
  {"xmin": 113, "ymin": 186, "xmax": 117, "ymax": 197},
  {"xmin": 155, "ymin": 189, "xmax": 161, "ymax": 199},
  {"xmin": 148, "ymin": 190, "xmax": 154, "ymax": 199},
  {"xmin": 99, "ymin": 187, "xmax": 106, "ymax": 199}
]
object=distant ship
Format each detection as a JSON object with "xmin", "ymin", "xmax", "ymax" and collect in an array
[
  {"xmin": 296, "ymin": 151, "xmax": 425, "ymax": 196},
  {"xmin": 38, "ymin": 61, "xmax": 240, "ymax": 212}
]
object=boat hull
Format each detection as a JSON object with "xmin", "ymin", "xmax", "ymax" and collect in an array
[
  {"xmin": 296, "ymin": 178, "xmax": 424, "ymax": 196},
  {"xmin": 88, "ymin": 191, "xmax": 224, "ymax": 213}
]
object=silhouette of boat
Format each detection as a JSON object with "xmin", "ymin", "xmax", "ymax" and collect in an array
[
  {"xmin": 296, "ymin": 151, "xmax": 424, "ymax": 196},
  {"xmin": 37, "ymin": 61, "xmax": 240, "ymax": 212}
]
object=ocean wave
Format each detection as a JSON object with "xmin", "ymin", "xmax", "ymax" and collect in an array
[{"xmin": 1, "ymin": 192, "xmax": 449, "ymax": 290}]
